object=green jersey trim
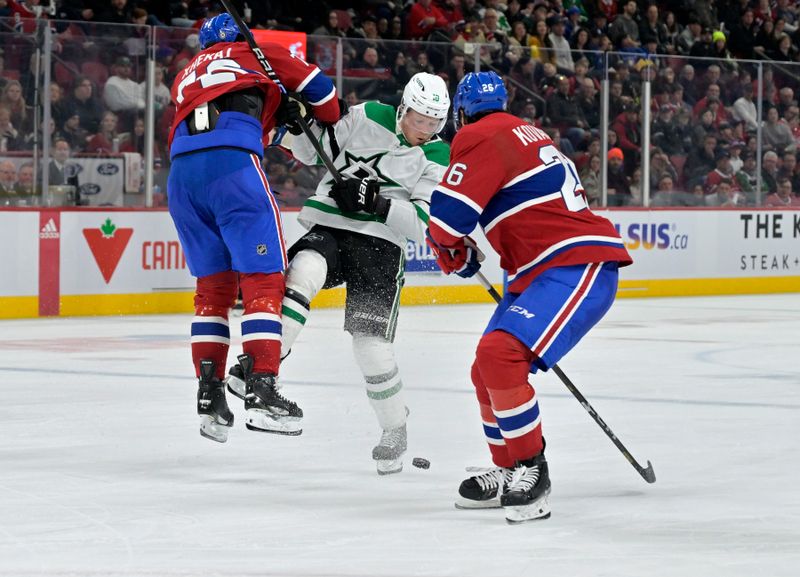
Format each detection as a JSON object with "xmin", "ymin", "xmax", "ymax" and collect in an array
[
  {"xmin": 364, "ymin": 101, "xmax": 397, "ymax": 133},
  {"xmin": 421, "ymin": 140, "xmax": 450, "ymax": 166},
  {"xmin": 414, "ymin": 203, "xmax": 429, "ymax": 225}
]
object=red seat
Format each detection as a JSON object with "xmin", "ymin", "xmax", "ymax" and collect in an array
[
  {"xmin": 54, "ymin": 61, "xmax": 77, "ymax": 88},
  {"xmin": 81, "ymin": 61, "xmax": 109, "ymax": 88},
  {"xmin": 669, "ymin": 154, "xmax": 687, "ymax": 185}
]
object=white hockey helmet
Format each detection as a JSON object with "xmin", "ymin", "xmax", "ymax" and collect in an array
[{"xmin": 396, "ymin": 72, "xmax": 451, "ymax": 136}]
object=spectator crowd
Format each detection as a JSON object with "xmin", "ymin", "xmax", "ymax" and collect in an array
[{"xmin": 1, "ymin": 0, "xmax": 800, "ymax": 208}]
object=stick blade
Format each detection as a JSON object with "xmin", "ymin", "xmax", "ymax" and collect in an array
[{"xmin": 640, "ymin": 460, "xmax": 656, "ymax": 484}]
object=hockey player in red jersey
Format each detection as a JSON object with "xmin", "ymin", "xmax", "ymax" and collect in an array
[
  {"xmin": 426, "ymin": 72, "xmax": 632, "ymax": 523},
  {"xmin": 167, "ymin": 13, "xmax": 339, "ymax": 442}
]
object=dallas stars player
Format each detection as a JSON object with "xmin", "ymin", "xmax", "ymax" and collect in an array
[{"xmin": 227, "ymin": 72, "xmax": 450, "ymax": 474}]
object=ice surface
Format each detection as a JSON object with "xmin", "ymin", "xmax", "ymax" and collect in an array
[{"xmin": 1, "ymin": 294, "xmax": 799, "ymax": 577}]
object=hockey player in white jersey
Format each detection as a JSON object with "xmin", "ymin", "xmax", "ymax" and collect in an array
[{"xmin": 226, "ymin": 73, "xmax": 451, "ymax": 474}]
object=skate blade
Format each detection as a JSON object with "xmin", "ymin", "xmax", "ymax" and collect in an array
[
  {"xmin": 224, "ymin": 375, "xmax": 246, "ymax": 400},
  {"xmin": 376, "ymin": 458, "xmax": 403, "ymax": 475},
  {"xmin": 199, "ymin": 415, "xmax": 230, "ymax": 443},
  {"xmin": 504, "ymin": 495, "xmax": 551, "ymax": 524},
  {"xmin": 245, "ymin": 409, "xmax": 302, "ymax": 436},
  {"xmin": 454, "ymin": 497, "xmax": 502, "ymax": 510}
]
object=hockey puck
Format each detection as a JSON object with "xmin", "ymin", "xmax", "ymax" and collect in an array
[{"xmin": 412, "ymin": 457, "xmax": 430, "ymax": 469}]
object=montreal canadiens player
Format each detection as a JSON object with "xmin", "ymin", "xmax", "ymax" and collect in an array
[
  {"xmin": 426, "ymin": 72, "xmax": 632, "ymax": 522},
  {"xmin": 167, "ymin": 13, "xmax": 340, "ymax": 441},
  {"xmin": 226, "ymin": 72, "xmax": 451, "ymax": 474}
]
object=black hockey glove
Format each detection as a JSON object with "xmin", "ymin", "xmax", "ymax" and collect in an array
[
  {"xmin": 275, "ymin": 92, "xmax": 306, "ymax": 135},
  {"xmin": 329, "ymin": 177, "xmax": 390, "ymax": 218}
]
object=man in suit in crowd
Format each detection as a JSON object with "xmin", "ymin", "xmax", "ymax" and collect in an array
[
  {"xmin": 48, "ymin": 138, "xmax": 71, "ymax": 186},
  {"xmin": 0, "ymin": 159, "xmax": 18, "ymax": 204},
  {"xmin": 14, "ymin": 162, "xmax": 35, "ymax": 196}
]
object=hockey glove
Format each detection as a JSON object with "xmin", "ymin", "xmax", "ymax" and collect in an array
[
  {"xmin": 275, "ymin": 92, "xmax": 307, "ymax": 135},
  {"xmin": 329, "ymin": 177, "xmax": 390, "ymax": 218},
  {"xmin": 425, "ymin": 231, "xmax": 483, "ymax": 278}
]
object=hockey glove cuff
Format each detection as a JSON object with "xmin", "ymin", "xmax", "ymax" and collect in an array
[{"xmin": 425, "ymin": 232, "xmax": 483, "ymax": 278}]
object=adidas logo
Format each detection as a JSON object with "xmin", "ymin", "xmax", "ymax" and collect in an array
[{"xmin": 39, "ymin": 218, "xmax": 59, "ymax": 239}]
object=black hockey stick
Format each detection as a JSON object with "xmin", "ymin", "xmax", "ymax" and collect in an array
[
  {"xmin": 475, "ymin": 270, "xmax": 656, "ymax": 484},
  {"xmin": 218, "ymin": 0, "xmax": 343, "ymax": 182}
]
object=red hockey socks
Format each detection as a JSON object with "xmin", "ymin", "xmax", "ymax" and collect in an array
[
  {"xmin": 239, "ymin": 272, "xmax": 284, "ymax": 375},
  {"xmin": 471, "ymin": 359, "xmax": 514, "ymax": 468},
  {"xmin": 192, "ymin": 271, "xmax": 238, "ymax": 380},
  {"xmin": 475, "ymin": 330, "xmax": 544, "ymax": 463}
]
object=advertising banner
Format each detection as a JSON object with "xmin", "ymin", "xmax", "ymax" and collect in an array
[
  {"xmin": 1, "ymin": 208, "xmax": 798, "ymax": 318},
  {"xmin": 72, "ymin": 157, "xmax": 126, "ymax": 207},
  {"xmin": 252, "ymin": 30, "xmax": 308, "ymax": 61},
  {"xmin": 60, "ymin": 211, "xmax": 193, "ymax": 295},
  {"xmin": 603, "ymin": 209, "xmax": 800, "ymax": 280},
  {"xmin": 0, "ymin": 211, "xmax": 38, "ymax": 297}
]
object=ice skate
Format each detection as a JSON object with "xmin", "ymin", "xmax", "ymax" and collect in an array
[
  {"xmin": 501, "ymin": 453, "xmax": 551, "ymax": 523},
  {"xmin": 455, "ymin": 467, "xmax": 513, "ymax": 509},
  {"xmin": 238, "ymin": 354, "xmax": 303, "ymax": 436},
  {"xmin": 196, "ymin": 359, "xmax": 234, "ymax": 443},
  {"xmin": 372, "ymin": 424, "xmax": 407, "ymax": 475},
  {"xmin": 226, "ymin": 356, "xmax": 290, "ymax": 401},
  {"xmin": 224, "ymin": 363, "xmax": 246, "ymax": 400}
]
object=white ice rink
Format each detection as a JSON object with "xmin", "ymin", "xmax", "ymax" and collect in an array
[{"xmin": 1, "ymin": 294, "xmax": 799, "ymax": 577}]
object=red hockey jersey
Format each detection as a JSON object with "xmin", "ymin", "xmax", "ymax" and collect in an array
[
  {"xmin": 428, "ymin": 112, "xmax": 632, "ymax": 293},
  {"xmin": 169, "ymin": 42, "xmax": 339, "ymax": 147}
]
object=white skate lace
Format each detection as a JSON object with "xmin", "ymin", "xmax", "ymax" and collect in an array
[
  {"xmin": 507, "ymin": 465, "xmax": 540, "ymax": 493},
  {"xmin": 466, "ymin": 467, "xmax": 512, "ymax": 492}
]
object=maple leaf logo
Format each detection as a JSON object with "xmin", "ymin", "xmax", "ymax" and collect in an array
[
  {"xmin": 83, "ymin": 218, "xmax": 134, "ymax": 284},
  {"xmin": 101, "ymin": 218, "xmax": 116, "ymax": 238}
]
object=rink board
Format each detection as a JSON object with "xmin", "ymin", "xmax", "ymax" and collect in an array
[{"xmin": 0, "ymin": 207, "xmax": 798, "ymax": 318}]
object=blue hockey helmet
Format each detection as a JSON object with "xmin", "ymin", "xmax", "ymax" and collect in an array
[
  {"xmin": 199, "ymin": 13, "xmax": 241, "ymax": 49},
  {"xmin": 452, "ymin": 71, "xmax": 508, "ymax": 130}
]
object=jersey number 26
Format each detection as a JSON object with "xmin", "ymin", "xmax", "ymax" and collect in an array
[{"xmin": 538, "ymin": 144, "xmax": 588, "ymax": 212}]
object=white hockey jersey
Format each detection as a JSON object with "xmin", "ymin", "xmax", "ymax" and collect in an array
[{"xmin": 289, "ymin": 101, "xmax": 450, "ymax": 248}]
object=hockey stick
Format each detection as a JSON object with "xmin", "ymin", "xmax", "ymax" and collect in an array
[
  {"xmin": 474, "ymin": 270, "xmax": 656, "ymax": 484},
  {"xmin": 218, "ymin": 0, "xmax": 343, "ymax": 182}
]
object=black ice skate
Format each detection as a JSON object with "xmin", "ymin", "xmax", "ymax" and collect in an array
[
  {"xmin": 197, "ymin": 359, "xmax": 234, "ymax": 443},
  {"xmin": 455, "ymin": 467, "xmax": 513, "ymax": 509},
  {"xmin": 225, "ymin": 355, "xmax": 291, "ymax": 401},
  {"xmin": 501, "ymin": 453, "xmax": 551, "ymax": 523},
  {"xmin": 372, "ymin": 424, "xmax": 407, "ymax": 475},
  {"xmin": 238, "ymin": 354, "xmax": 303, "ymax": 436},
  {"xmin": 224, "ymin": 363, "xmax": 246, "ymax": 400}
]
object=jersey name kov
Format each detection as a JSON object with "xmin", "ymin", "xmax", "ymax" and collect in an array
[{"xmin": 429, "ymin": 112, "xmax": 632, "ymax": 293}]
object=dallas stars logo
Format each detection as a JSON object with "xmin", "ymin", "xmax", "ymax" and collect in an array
[{"xmin": 328, "ymin": 151, "xmax": 400, "ymax": 188}]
